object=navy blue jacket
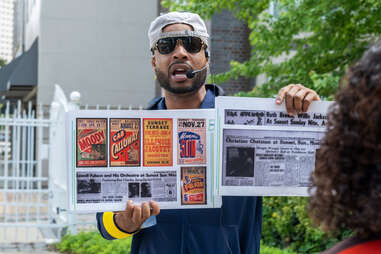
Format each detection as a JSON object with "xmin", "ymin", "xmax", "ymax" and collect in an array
[{"xmin": 97, "ymin": 84, "xmax": 262, "ymax": 254}]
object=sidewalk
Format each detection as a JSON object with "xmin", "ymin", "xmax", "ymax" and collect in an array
[
  {"xmin": 0, "ymin": 243, "xmax": 59, "ymax": 253},
  {"xmin": 0, "ymin": 211, "xmax": 95, "ymax": 254}
]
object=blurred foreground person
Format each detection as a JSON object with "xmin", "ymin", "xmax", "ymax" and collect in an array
[{"xmin": 309, "ymin": 42, "xmax": 381, "ymax": 254}]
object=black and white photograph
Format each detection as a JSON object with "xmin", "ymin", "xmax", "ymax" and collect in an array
[
  {"xmin": 226, "ymin": 147, "xmax": 255, "ymax": 177},
  {"xmin": 165, "ymin": 183, "xmax": 176, "ymax": 199},
  {"xmin": 77, "ymin": 179, "xmax": 101, "ymax": 194},
  {"xmin": 128, "ymin": 182, "xmax": 140, "ymax": 198},
  {"xmin": 140, "ymin": 182, "xmax": 152, "ymax": 198}
]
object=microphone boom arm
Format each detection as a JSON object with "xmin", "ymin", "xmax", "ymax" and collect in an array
[{"xmin": 186, "ymin": 63, "xmax": 209, "ymax": 79}]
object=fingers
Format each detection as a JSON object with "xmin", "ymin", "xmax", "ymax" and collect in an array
[
  {"xmin": 125, "ymin": 200, "xmax": 134, "ymax": 218},
  {"xmin": 141, "ymin": 202, "xmax": 151, "ymax": 221},
  {"xmin": 114, "ymin": 200, "xmax": 161, "ymax": 233},
  {"xmin": 115, "ymin": 199, "xmax": 161, "ymax": 234},
  {"xmin": 285, "ymin": 85, "xmax": 301, "ymax": 115},
  {"xmin": 302, "ymin": 92, "xmax": 320, "ymax": 112},
  {"xmin": 276, "ymin": 87, "xmax": 287, "ymax": 105},
  {"xmin": 132, "ymin": 201, "xmax": 160, "ymax": 221},
  {"xmin": 294, "ymin": 89, "xmax": 309, "ymax": 114},
  {"xmin": 150, "ymin": 201, "xmax": 160, "ymax": 216},
  {"xmin": 119, "ymin": 200, "xmax": 160, "ymax": 227},
  {"xmin": 302, "ymin": 94, "xmax": 313, "ymax": 113},
  {"xmin": 131, "ymin": 205, "xmax": 141, "ymax": 224},
  {"xmin": 277, "ymin": 84, "xmax": 320, "ymax": 115}
]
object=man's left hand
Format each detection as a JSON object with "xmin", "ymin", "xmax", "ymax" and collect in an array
[{"xmin": 276, "ymin": 84, "xmax": 320, "ymax": 116}]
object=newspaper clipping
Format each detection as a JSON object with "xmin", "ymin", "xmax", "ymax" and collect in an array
[
  {"xmin": 143, "ymin": 119, "xmax": 173, "ymax": 167},
  {"xmin": 225, "ymin": 109, "xmax": 327, "ymax": 128},
  {"xmin": 76, "ymin": 118, "xmax": 107, "ymax": 167},
  {"xmin": 76, "ymin": 170, "xmax": 177, "ymax": 204},
  {"xmin": 216, "ymin": 96, "xmax": 332, "ymax": 196},
  {"xmin": 109, "ymin": 118, "xmax": 140, "ymax": 167},
  {"xmin": 222, "ymin": 129, "xmax": 324, "ymax": 187},
  {"xmin": 177, "ymin": 119, "xmax": 207, "ymax": 165}
]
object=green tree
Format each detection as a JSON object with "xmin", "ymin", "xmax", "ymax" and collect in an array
[
  {"xmin": 163, "ymin": 0, "xmax": 381, "ymax": 99},
  {"xmin": 0, "ymin": 58, "xmax": 6, "ymax": 68},
  {"xmin": 262, "ymin": 197, "xmax": 352, "ymax": 253}
]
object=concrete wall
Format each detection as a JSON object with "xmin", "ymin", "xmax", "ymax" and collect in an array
[
  {"xmin": 24, "ymin": 0, "xmax": 40, "ymax": 51},
  {"xmin": 38, "ymin": 0, "xmax": 157, "ymax": 107}
]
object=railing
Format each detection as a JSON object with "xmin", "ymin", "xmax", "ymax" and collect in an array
[
  {"xmin": 0, "ymin": 84, "xmax": 145, "ymax": 248},
  {"xmin": 0, "ymin": 100, "xmax": 59, "ymax": 245}
]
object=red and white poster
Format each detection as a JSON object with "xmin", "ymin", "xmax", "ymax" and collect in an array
[
  {"xmin": 76, "ymin": 118, "xmax": 107, "ymax": 167},
  {"xmin": 109, "ymin": 118, "xmax": 140, "ymax": 167}
]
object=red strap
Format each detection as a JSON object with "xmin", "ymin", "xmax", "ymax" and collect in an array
[{"xmin": 339, "ymin": 239, "xmax": 381, "ymax": 254}]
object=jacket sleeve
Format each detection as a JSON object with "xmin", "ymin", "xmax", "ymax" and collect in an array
[{"xmin": 96, "ymin": 212, "xmax": 133, "ymax": 240}]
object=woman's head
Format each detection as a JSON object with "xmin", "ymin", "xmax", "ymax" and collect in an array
[{"xmin": 309, "ymin": 42, "xmax": 381, "ymax": 238}]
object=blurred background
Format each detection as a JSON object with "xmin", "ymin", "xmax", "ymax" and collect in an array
[{"xmin": 0, "ymin": 0, "xmax": 380, "ymax": 253}]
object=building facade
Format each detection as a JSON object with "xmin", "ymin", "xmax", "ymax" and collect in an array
[
  {"xmin": 4, "ymin": 0, "xmax": 257, "ymax": 105},
  {"xmin": 210, "ymin": 10, "xmax": 253, "ymax": 95},
  {"xmin": 0, "ymin": 0, "xmax": 14, "ymax": 63},
  {"xmin": 4, "ymin": 0, "xmax": 158, "ymax": 107},
  {"xmin": 12, "ymin": 0, "xmax": 25, "ymax": 58}
]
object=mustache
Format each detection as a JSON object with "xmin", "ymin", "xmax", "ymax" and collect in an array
[{"xmin": 168, "ymin": 61, "xmax": 192, "ymax": 73}]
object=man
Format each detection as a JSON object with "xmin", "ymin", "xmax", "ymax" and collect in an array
[{"xmin": 97, "ymin": 12, "xmax": 319, "ymax": 254}]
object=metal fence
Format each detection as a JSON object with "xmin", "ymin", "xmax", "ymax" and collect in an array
[
  {"xmin": 0, "ymin": 85, "xmax": 144, "ymax": 248},
  {"xmin": 0, "ymin": 100, "xmax": 62, "ymax": 245}
]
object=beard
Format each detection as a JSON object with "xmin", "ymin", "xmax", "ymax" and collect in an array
[{"xmin": 155, "ymin": 66, "xmax": 207, "ymax": 95}]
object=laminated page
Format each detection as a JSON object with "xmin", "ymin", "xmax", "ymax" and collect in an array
[
  {"xmin": 66, "ymin": 109, "xmax": 218, "ymax": 212},
  {"xmin": 216, "ymin": 96, "xmax": 332, "ymax": 197}
]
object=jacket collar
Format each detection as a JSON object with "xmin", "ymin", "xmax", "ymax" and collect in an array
[{"xmin": 146, "ymin": 84, "xmax": 224, "ymax": 110}]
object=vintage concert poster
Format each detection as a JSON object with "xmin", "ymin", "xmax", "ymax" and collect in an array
[
  {"xmin": 76, "ymin": 118, "xmax": 107, "ymax": 167},
  {"xmin": 177, "ymin": 119, "xmax": 206, "ymax": 165},
  {"xmin": 181, "ymin": 166, "xmax": 206, "ymax": 205},
  {"xmin": 109, "ymin": 118, "xmax": 140, "ymax": 167},
  {"xmin": 143, "ymin": 118, "xmax": 173, "ymax": 167}
]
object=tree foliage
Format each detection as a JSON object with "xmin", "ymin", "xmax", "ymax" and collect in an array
[
  {"xmin": 262, "ymin": 197, "xmax": 352, "ymax": 253},
  {"xmin": 0, "ymin": 58, "xmax": 6, "ymax": 68},
  {"xmin": 162, "ymin": 0, "xmax": 381, "ymax": 98}
]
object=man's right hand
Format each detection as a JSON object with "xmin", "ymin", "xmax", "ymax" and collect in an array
[{"xmin": 114, "ymin": 200, "xmax": 160, "ymax": 233}]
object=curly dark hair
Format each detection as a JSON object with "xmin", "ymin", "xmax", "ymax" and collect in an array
[{"xmin": 308, "ymin": 42, "xmax": 381, "ymax": 239}]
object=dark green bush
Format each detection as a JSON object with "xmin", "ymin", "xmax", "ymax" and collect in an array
[
  {"xmin": 55, "ymin": 231, "xmax": 132, "ymax": 254},
  {"xmin": 262, "ymin": 197, "xmax": 352, "ymax": 253},
  {"xmin": 56, "ymin": 231, "xmax": 297, "ymax": 254},
  {"xmin": 260, "ymin": 243, "xmax": 297, "ymax": 254}
]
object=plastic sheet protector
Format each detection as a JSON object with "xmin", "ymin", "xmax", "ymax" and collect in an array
[
  {"xmin": 216, "ymin": 96, "xmax": 332, "ymax": 197},
  {"xmin": 66, "ymin": 97, "xmax": 333, "ymax": 212},
  {"xmin": 66, "ymin": 109, "xmax": 221, "ymax": 212}
]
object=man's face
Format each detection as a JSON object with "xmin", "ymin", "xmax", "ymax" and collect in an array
[{"xmin": 152, "ymin": 24, "xmax": 208, "ymax": 94}]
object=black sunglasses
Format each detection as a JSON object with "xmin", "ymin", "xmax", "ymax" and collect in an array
[{"xmin": 153, "ymin": 36, "xmax": 205, "ymax": 55}]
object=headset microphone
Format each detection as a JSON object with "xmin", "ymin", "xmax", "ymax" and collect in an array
[{"xmin": 186, "ymin": 63, "xmax": 209, "ymax": 79}]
